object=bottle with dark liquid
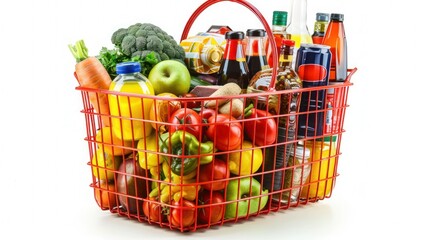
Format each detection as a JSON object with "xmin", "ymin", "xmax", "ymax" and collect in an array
[
  {"xmin": 245, "ymin": 29, "xmax": 269, "ymax": 81},
  {"xmin": 217, "ymin": 31, "xmax": 250, "ymax": 91},
  {"xmin": 322, "ymin": 13, "xmax": 348, "ymax": 82}
]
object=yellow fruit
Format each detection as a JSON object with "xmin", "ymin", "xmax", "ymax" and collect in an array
[
  {"xmin": 96, "ymin": 127, "xmax": 134, "ymax": 156},
  {"xmin": 91, "ymin": 148, "xmax": 122, "ymax": 181},
  {"xmin": 228, "ymin": 141, "xmax": 263, "ymax": 176},
  {"xmin": 137, "ymin": 134, "xmax": 163, "ymax": 169}
]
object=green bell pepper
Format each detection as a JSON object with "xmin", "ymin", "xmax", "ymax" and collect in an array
[{"xmin": 160, "ymin": 130, "xmax": 215, "ymax": 176}]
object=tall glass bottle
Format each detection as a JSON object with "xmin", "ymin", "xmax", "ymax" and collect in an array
[
  {"xmin": 247, "ymin": 39, "xmax": 302, "ymax": 193},
  {"xmin": 322, "ymin": 13, "xmax": 348, "ymax": 82},
  {"xmin": 312, "ymin": 13, "xmax": 329, "ymax": 44},
  {"xmin": 217, "ymin": 31, "xmax": 250, "ymax": 91},
  {"xmin": 245, "ymin": 29, "xmax": 269, "ymax": 81},
  {"xmin": 265, "ymin": 11, "xmax": 289, "ymax": 68},
  {"xmin": 287, "ymin": 0, "xmax": 313, "ymax": 68}
]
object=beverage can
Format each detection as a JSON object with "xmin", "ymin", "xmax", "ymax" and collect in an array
[{"xmin": 295, "ymin": 43, "xmax": 331, "ymax": 138}]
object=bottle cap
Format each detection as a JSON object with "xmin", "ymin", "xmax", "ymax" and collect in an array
[
  {"xmin": 116, "ymin": 62, "xmax": 141, "ymax": 74},
  {"xmin": 272, "ymin": 11, "xmax": 288, "ymax": 26},
  {"xmin": 281, "ymin": 39, "xmax": 295, "ymax": 47},
  {"xmin": 330, "ymin": 13, "xmax": 344, "ymax": 22},
  {"xmin": 316, "ymin": 13, "xmax": 330, "ymax": 22},
  {"xmin": 246, "ymin": 29, "xmax": 266, "ymax": 37},
  {"xmin": 225, "ymin": 31, "xmax": 245, "ymax": 40}
]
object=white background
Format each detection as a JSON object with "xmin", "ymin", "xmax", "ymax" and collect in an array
[{"xmin": 0, "ymin": 0, "xmax": 427, "ymax": 239}]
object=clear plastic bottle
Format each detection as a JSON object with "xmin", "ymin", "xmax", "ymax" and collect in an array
[
  {"xmin": 287, "ymin": 0, "xmax": 313, "ymax": 68},
  {"xmin": 108, "ymin": 62, "xmax": 155, "ymax": 141},
  {"xmin": 245, "ymin": 29, "xmax": 269, "ymax": 81},
  {"xmin": 265, "ymin": 11, "xmax": 289, "ymax": 68},
  {"xmin": 322, "ymin": 13, "xmax": 348, "ymax": 82}
]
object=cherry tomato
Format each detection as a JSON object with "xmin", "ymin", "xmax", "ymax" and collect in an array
[
  {"xmin": 198, "ymin": 158, "xmax": 229, "ymax": 191},
  {"xmin": 169, "ymin": 108, "xmax": 203, "ymax": 138},
  {"xmin": 198, "ymin": 190, "xmax": 225, "ymax": 224},
  {"xmin": 180, "ymin": 93, "xmax": 202, "ymax": 109},
  {"xmin": 143, "ymin": 197, "xmax": 163, "ymax": 222},
  {"xmin": 206, "ymin": 114, "xmax": 242, "ymax": 151},
  {"xmin": 168, "ymin": 199, "xmax": 196, "ymax": 228}
]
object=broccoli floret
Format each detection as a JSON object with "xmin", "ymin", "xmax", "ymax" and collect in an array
[
  {"xmin": 110, "ymin": 23, "xmax": 185, "ymax": 62},
  {"xmin": 111, "ymin": 28, "xmax": 128, "ymax": 46},
  {"xmin": 121, "ymin": 35, "xmax": 137, "ymax": 56}
]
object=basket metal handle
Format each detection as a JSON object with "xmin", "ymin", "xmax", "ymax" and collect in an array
[{"xmin": 181, "ymin": 0, "xmax": 278, "ymax": 90}]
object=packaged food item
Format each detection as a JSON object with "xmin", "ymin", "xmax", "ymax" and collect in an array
[
  {"xmin": 312, "ymin": 13, "xmax": 329, "ymax": 44},
  {"xmin": 300, "ymin": 137, "xmax": 338, "ymax": 200},
  {"xmin": 217, "ymin": 31, "xmax": 250, "ymax": 91},
  {"xmin": 108, "ymin": 62, "xmax": 154, "ymax": 141},
  {"xmin": 265, "ymin": 11, "xmax": 289, "ymax": 68},
  {"xmin": 245, "ymin": 29, "xmax": 269, "ymax": 80},
  {"xmin": 180, "ymin": 32, "xmax": 225, "ymax": 75},
  {"xmin": 272, "ymin": 145, "xmax": 311, "ymax": 204}
]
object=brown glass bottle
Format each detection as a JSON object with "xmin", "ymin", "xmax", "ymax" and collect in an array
[{"xmin": 217, "ymin": 31, "xmax": 250, "ymax": 91}]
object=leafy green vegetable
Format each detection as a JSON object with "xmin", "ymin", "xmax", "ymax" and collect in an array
[{"xmin": 97, "ymin": 47, "xmax": 159, "ymax": 79}]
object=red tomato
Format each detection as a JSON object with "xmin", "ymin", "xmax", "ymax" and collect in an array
[
  {"xmin": 198, "ymin": 158, "xmax": 229, "ymax": 191},
  {"xmin": 206, "ymin": 114, "xmax": 242, "ymax": 151},
  {"xmin": 168, "ymin": 199, "xmax": 196, "ymax": 228},
  {"xmin": 143, "ymin": 197, "xmax": 163, "ymax": 222},
  {"xmin": 199, "ymin": 108, "xmax": 216, "ymax": 121},
  {"xmin": 180, "ymin": 93, "xmax": 202, "ymax": 109},
  {"xmin": 169, "ymin": 108, "xmax": 202, "ymax": 138},
  {"xmin": 198, "ymin": 190, "xmax": 225, "ymax": 224}
]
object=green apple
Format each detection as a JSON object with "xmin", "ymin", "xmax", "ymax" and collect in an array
[{"xmin": 148, "ymin": 60, "xmax": 191, "ymax": 96}]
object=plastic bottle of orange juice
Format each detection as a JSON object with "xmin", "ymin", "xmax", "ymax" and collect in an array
[{"xmin": 108, "ymin": 62, "xmax": 154, "ymax": 141}]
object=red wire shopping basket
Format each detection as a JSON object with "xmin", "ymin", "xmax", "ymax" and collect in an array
[{"xmin": 75, "ymin": 0, "xmax": 357, "ymax": 232}]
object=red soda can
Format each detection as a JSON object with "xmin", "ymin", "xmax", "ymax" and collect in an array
[{"xmin": 295, "ymin": 43, "xmax": 331, "ymax": 138}]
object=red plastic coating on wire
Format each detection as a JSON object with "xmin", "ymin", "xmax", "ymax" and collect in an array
[{"xmin": 181, "ymin": 0, "xmax": 278, "ymax": 90}]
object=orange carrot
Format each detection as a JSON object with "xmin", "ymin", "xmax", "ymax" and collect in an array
[{"xmin": 69, "ymin": 40, "xmax": 112, "ymax": 127}]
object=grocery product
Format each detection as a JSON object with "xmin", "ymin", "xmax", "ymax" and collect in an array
[
  {"xmin": 287, "ymin": 0, "xmax": 313, "ymax": 68},
  {"xmin": 322, "ymin": 13, "xmax": 348, "ymax": 82},
  {"xmin": 300, "ymin": 138, "xmax": 337, "ymax": 199},
  {"xmin": 265, "ymin": 11, "xmax": 289, "ymax": 68},
  {"xmin": 217, "ymin": 31, "xmax": 250, "ymax": 91},
  {"xmin": 108, "ymin": 62, "xmax": 154, "ymax": 141},
  {"xmin": 312, "ymin": 13, "xmax": 329, "ymax": 44},
  {"xmin": 245, "ymin": 29, "xmax": 269, "ymax": 80},
  {"xmin": 295, "ymin": 43, "xmax": 331, "ymax": 138}
]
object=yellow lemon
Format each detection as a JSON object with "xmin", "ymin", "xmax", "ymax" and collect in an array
[{"xmin": 96, "ymin": 127, "xmax": 134, "ymax": 156}]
